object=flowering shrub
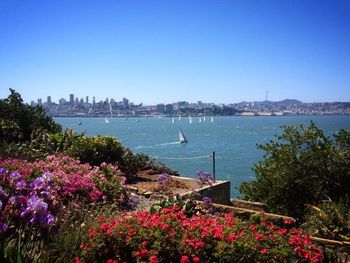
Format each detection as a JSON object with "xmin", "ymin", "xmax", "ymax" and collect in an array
[
  {"xmin": 158, "ymin": 173, "xmax": 172, "ymax": 191},
  {"xmin": 0, "ymin": 155, "xmax": 128, "ymax": 262},
  {"xmin": 79, "ymin": 205, "xmax": 324, "ymax": 263},
  {"xmin": 0, "ymin": 155, "xmax": 127, "ymax": 205},
  {"xmin": 195, "ymin": 171, "xmax": 213, "ymax": 187}
]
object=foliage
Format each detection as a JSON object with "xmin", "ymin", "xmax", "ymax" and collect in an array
[
  {"xmin": 0, "ymin": 155, "xmax": 128, "ymax": 262},
  {"xmin": 0, "ymin": 89, "xmax": 61, "ymax": 145},
  {"xmin": 302, "ymin": 200, "xmax": 350, "ymax": 242},
  {"xmin": 67, "ymin": 135, "xmax": 125, "ymax": 167},
  {"xmin": 239, "ymin": 122, "xmax": 350, "ymax": 220},
  {"xmin": 79, "ymin": 204, "xmax": 323, "ymax": 263},
  {"xmin": 118, "ymin": 150, "xmax": 150, "ymax": 182}
]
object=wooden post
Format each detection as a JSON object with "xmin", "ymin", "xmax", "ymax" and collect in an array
[{"xmin": 212, "ymin": 151, "xmax": 216, "ymax": 182}]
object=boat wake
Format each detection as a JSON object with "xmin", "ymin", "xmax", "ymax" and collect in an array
[{"xmin": 134, "ymin": 141, "xmax": 180, "ymax": 149}]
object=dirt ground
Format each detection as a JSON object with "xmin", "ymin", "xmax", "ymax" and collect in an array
[{"xmin": 127, "ymin": 169, "xmax": 199, "ymax": 195}]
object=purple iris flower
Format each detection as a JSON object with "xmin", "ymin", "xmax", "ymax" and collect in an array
[
  {"xmin": 16, "ymin": 180, "xmax": 27, "ymax": 190},
  {"xmin": 10, "ymin": 171, "xmax": 21, "ymax": 181},
  {"xmin": 0, "ymin": 168, "xmax": 8, "ymax": 174},
  {"xmin": 27, "ymin": 196, "xmax": 48, "ymax": 213},
  {"xmin": 0, "ymin": 222, "xmax": 8, "ymax": 233}
]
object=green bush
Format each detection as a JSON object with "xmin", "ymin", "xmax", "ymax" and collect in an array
[
  {"xmin": 68, "ymin": 135, "xmax": 125, "ymax": 167},
  {"xmin": 239, "ymin": 122, "xmax": 350, "ymax": 220},
  {"xmin": 302, "ymin": 200, "xmax": 350, "ymax": 242},
  {"xmin": 118, "ymin": 149, "xmax": 150, "ymax": 181},
  {"xmin": 0, "ymin": 89, "xmax": 61, "ymax": 144}
]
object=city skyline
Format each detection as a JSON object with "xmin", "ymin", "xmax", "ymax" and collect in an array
[{"xmin": 1, "ymin": 0, "xmax": 350, "ymax": 104}]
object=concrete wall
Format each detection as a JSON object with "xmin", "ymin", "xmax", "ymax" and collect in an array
[{"xmin": 178, "ymin": 178, "xmax": 231, "ymax": 205}]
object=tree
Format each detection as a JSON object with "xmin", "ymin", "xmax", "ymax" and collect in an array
[
  {"xmin": 239, "ymin": 122, "xmax": 350, "ymax": 220},
  {"xmin": 0, "ymin": 89, "xmax": 61, "ymax": 144}
]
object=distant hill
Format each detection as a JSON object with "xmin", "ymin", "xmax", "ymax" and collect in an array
[
  {"xmin": 277, "ymin": 99, "xmax": 303, "ymax": 105},
  {"xmin": 238, "ymin": 99, "xmax": 303, "ymax": 106}
]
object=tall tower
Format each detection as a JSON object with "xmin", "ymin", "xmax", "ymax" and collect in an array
[
  {"xmin": 265, "ymin": 89, "xmax": 269, "ymax": 101},
  {"xmin": 69, "ymin": 94, "xmax": 74, "ymax": 104}
]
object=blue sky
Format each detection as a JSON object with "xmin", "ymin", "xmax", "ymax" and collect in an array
[{"xmin": 0, "ymin": 0, "xmax": 349, "ymax": 104}]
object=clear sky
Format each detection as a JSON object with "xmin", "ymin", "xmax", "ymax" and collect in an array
[{"xmin": 0, "ymin": 0, "xmax": 349, "ymax": 105}]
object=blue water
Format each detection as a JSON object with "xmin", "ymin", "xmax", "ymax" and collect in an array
[{"xmin": 54, "ymin": 116, "xmax": 350, "ymax": 197}]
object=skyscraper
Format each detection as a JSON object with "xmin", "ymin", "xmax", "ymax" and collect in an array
[{"xmin": 69, "ymin": 94, "xmax": 74, "ymax": 104}]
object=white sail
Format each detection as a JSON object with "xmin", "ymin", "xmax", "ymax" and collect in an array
[
  {"xmin": 203, "ymin": 116, "xmax": 206, "ymax": 121},
  {"xmin": 172, "ymin": 117, "xmax": 175, "ymax": 123},
  {"xmin": 189, "ymin": 117, "xmax": 192, "ymax": 124},
  {"xmin": 211, "ymin": 117, "xmax": 214, "ymax": 122},
  {"xmin": 199, "ymin": 117, "xmax": 202, "ymax": 123},
  {"xmin": 105, "ymin": 118, "xmax": 110, "ymax": 124},
  {"xmin": 179, "ymin": 129, "xmax": 188, "ymax": 143}
]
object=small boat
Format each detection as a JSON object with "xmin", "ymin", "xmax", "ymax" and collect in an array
[
  {"xmin": 199, "ymin": 117, "xmax": 202, "ymax": 123},
  {"xmin": 178, "ymin": 115, "xmax": 181, "ymax": 120},
  {"xmin": 77, "ymin": 119, "xmax": 82, "ymax": 125},
  {"xmin": 172, "ymin": 117, "xmax": 175, "ymax": 123},
  {"xmin": 203, "ymin": 116, "xmax": 206, "ymax": 122},
  {"xmin": 189, "ymin": 117, "xmax": 192, "ymax": 124},
  {"xmin": 211, "ymin": 117, "xmax": 214, "ymax": 122},
  {"xmin": 179, "ymin": 128, "xmax": 188, "ymax": 143},
  {"xmin": 105, "ymin": 118, "xmax": 110, "ymax": 124}
]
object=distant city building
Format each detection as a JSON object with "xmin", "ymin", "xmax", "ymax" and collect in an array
[
  {"xmin": 75, "ymin": 98, "xmax": 79, "ymax": 103},
  {"xmin": 69, "ymin": 94, "xmax": 74, "ymax": 104},
  {"xmin": 123, "ymin": 97, "xmax": 129, "ymax": 108},
  {"xmin": 31, "ymin": 101, "xmax": 35, "ymax": 107},
  {"xmin": 156, "ymin": 104, "xmax": 165, "ymax": 113},
  {"xmin": 86, "ymin": 96, "xmax": 89, "ymax": 104},
  {"xmin": 37, "ymin": 98, "xmax": 42, "ymax": 106},
  {"xmin": 59, "ymin": 98, "xmax": 66, "ymax": 105},
  {"xmin": 93, "ymin": 96, "xmax": 96, "ymax": 105},
  {"xmin": 47, "ymin": 96, "xmax": 51, "ymax": 104},
  {"xmin": 80, "ymin": 98, "xmax": 84, "ymax": 104},
  {"xmin": 165, "ymin": 104, "xmax": 173, "ymax": 114}
]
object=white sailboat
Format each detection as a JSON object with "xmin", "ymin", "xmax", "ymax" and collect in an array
[
  {"xmin": 199, "ymin": 117, "xmax": 202, "ymax": 123},
  {"xmin": 105, "ymin": 118, "xmax": 110, "ymax": 124},
  {"xmin": 203, "ymin": 116, "xmax": 206, "ymax": 122},
  {"xmin": 189, "ymin": 116, "xmax": 192, "ymax": 124},
  {"xmin": 178, "ymin": 115, "xmax": 181, "ymax": 120},
  {"xmin": 211, "ymin": 116, "xmax": 214, "ymax": 122},
  {"xmin": 172, "ymin": 117, "xmax": 175, "ymax": 123},
  {"xmin": 77, "ymin": 118, "xmax": 82, "ymax": 125},
  {"xmin": 179, "ymin": 128, "xmax": 188, "ymax": 143}
]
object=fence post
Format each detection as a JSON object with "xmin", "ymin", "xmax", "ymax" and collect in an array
[{"xmin": 212, "ymin": 151, "xmax": 216, "ymax": 182}]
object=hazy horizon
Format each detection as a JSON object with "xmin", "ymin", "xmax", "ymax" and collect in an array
[{"xmin": 1, "ymin": 0, "xmax": 350, "ymax": 104}]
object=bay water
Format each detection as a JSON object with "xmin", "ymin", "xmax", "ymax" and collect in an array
[{"xmin": 55, "ymin": 116, "xmax": 350, "ymax": 197}]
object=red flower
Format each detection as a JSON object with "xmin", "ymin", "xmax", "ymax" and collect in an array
[
  {"xmin": 260, "ymin": 248, "xmax": 270, "ymax": 254},
  {"xmin": 192, "ymin": 256, "xmax": 201, "ymax": 263},
  {"xmin": 106, "ymin": 259, "xmax": 118, "ymax": 263},
  {"xmin": 74, "ymin": 257, "xmax": 81, "ymax": 263},
  {"xmin": 284, "ymin": 218, "xmax": 294, "ymax": 225},
  {"xmin": 249, "ymin": 225, "xmax": 257, "ymax": 231},
  {"xmin": 149, "ymin": 255, "xmax": 158, "ymax": 263},
  {"xmin": 141, "ymin": 248, "xmax": 148, "ymax": 257},
  {"xmin": 181, "ymin": 255, "xmax": 189, "ymax": 263}
]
